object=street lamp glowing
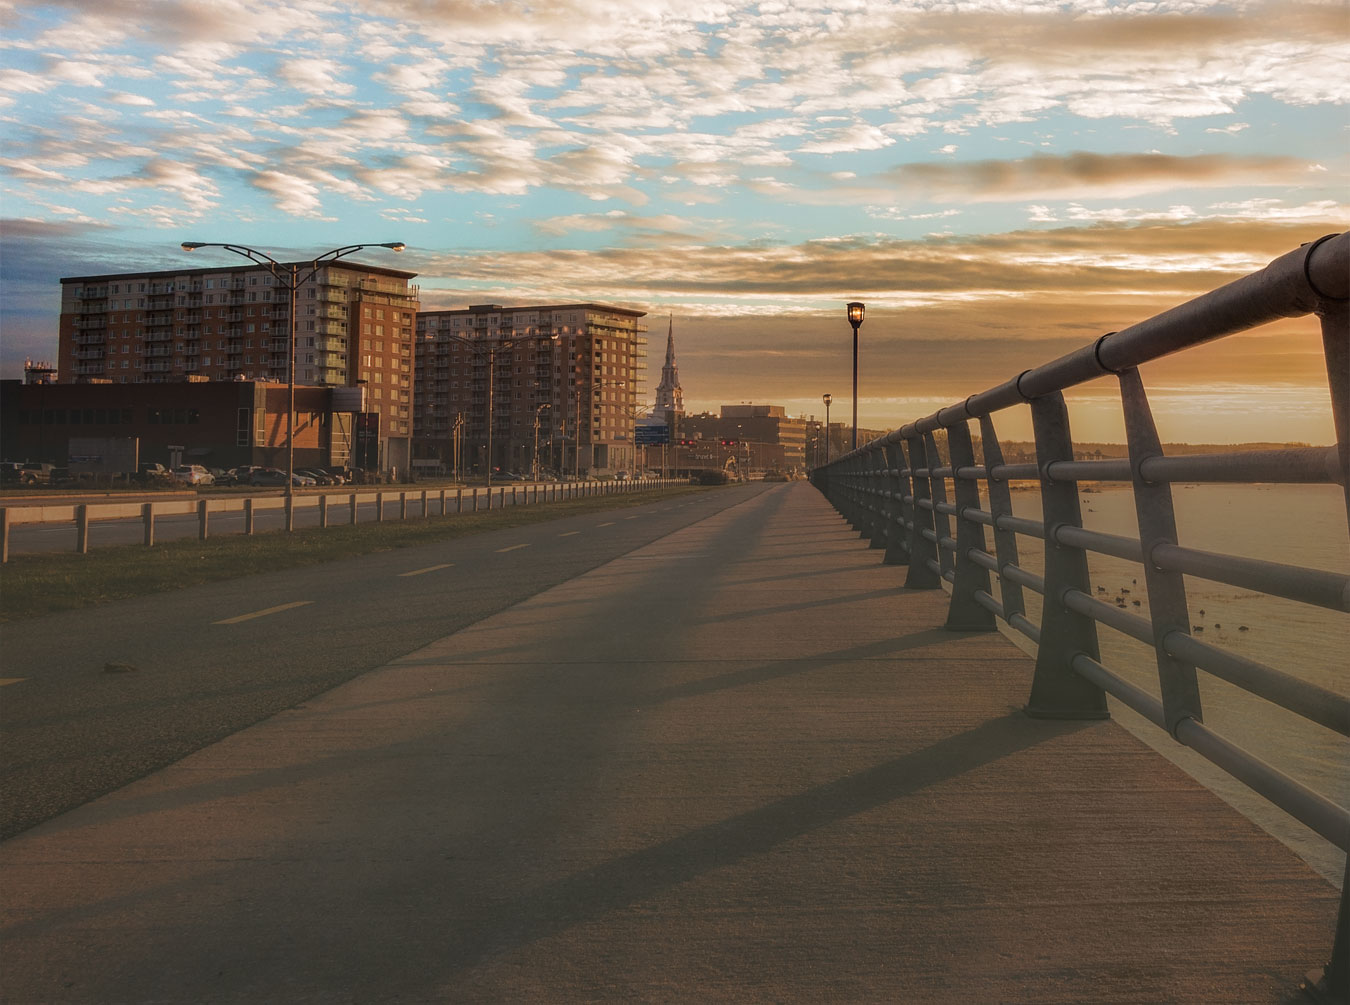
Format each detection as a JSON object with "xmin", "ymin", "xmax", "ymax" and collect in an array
[
  {"xmin": 845, "ymin": 302, "xmax": 865, "ymax": 451},
  {"xmin": 822, "ymin": 393, "xmax": 833, "ymax": 465}
]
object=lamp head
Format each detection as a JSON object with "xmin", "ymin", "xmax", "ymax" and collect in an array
[
  {"xmin": 846, "ymin": 302, "xmax": 865, "ymax": 328},
  {"xmin": 822, "ymin": 393, "xmax": 832, "ymax": 406},
  {"xmin": 382, "ymin": 242, "xmax": 406, "ymax": 252},
  {"xmin": 181, "ymin": 242, "xmax": 206, "ymax": 251}
]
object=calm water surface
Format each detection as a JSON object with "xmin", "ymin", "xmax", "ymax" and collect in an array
[{"xmin": 992, "ymin": 483, "xmax": 1348, "ymax": 882}]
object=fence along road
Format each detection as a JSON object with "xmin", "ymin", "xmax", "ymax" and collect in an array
[
  {"xmin": 812, "ymin": 232, "xmax": 1348, "ymax": 1001},
  {"xmin": 0, "ymin": 482, "xmax": 1337, "ymax": 1002},
  {"xmin": 0, "ymin": 476, "xmax": 678, "ymax": 559}
]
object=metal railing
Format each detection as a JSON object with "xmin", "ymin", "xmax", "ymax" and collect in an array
[
  {"xmin": 0, "ymin": 477, "xmax": 681, "ymax": 562},
  {"xmin": 810, "ymin": 233, "xmax": 1348, "ymax": 998}
]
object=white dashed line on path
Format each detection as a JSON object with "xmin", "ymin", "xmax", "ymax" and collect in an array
[
  {"xmin": 215, "ymin": 601, "xmax": 314, "ymax": 625},
  {"xmin": 496, "ymin": 544, "xmax": 531, "ymax": 553},
  {"xmin": 558, "ymin": 531, "xmax": 580, "ymax": 537},
  {"xmin": 399, "ymin": 564, "xmax": 454, "ymax": 577}
]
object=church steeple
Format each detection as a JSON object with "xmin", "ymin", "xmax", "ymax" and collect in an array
[{"xmin": 653, "ymin": 313, "xmax": 684, "ymax": 420}]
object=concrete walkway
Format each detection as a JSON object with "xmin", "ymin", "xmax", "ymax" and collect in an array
[{"xmin": 1, "ymin": 482, "xmax": 1338, "ymax": 1002}]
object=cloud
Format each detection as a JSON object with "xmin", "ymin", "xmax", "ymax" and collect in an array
[
  {"xmin": 755, "ymin": 151, "xmax": 1328, "ymax": 207},
  {"xmin": 278, "ymin": 57, "xmax": 354, "ymax": 97}
]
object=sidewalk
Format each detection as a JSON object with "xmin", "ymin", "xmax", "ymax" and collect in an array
[{"xmin": 0, "ymin": 482, "xmax": 1337, "ymax": 1002}]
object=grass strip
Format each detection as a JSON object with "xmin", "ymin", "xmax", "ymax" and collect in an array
[{"xmin": 1, "ymin": 486, "xmax": 713, "ymax": 622}]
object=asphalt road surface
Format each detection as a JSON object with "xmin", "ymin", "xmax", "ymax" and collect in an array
[{"xmin": 0, "ymin": 483, "xmax": 773, "ymax": 839}]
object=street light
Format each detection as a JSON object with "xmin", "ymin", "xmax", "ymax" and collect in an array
[
  {"xmin": 436, "ymin": 332, "xmax": 558, "ymax": 488},
  {"xmin": 822, "ymin": 392, "xmax": 833, "ymax": 465},
  {"xmin": 846, "ymin": 302, "xmax": 865, "ymax": 451},
  {"xmin": 181, "ymin": 241, "xmax": 405, "ymax": 529},
  {"xmin": 533, "ymin": 403, "xmax": 551, "ymax": 482}
]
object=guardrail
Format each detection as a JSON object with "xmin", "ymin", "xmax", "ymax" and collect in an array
[
  {"xmin": 0, "ymin": 477, "xmax": 681, "ymax": 562},
  {"xmin": 810, "ymin": 233, "xmax": 1348, "ymax": 999}
]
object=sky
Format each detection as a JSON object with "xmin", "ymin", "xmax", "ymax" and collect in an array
[{"xmin": 1, "ymin": 0, "xmax": 1346, "ymax": 443}]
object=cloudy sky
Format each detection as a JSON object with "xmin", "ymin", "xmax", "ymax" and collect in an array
[{"xmin": 1, "ymin": 0, "xmax": 1346, "ymax": 442}]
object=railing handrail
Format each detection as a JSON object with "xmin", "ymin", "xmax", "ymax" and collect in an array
[{"xmin": 809, "ymin": 233, "xmax": 1349, "ymax": 995}]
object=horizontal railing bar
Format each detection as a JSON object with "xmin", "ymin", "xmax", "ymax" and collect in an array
[
  {"xmin": 964, "ymin": 507, "xmax": 995, "ymax": 527},
  {"xmin": 1053, "ymin": 525, "xmax": 1145, "ymax": 563},
  {"xmin": 1139, "ymin": 446, "xmax": 1343, "ymax": 485},
  {"xmin": 1174, "ymin": 717, "xmax": 1350, "ymax": 851},
  {"xmin": 1063, "ymin": 590, "xmax": 1155, "ymax": 645},
  {"xmin": 995, "ymin": 514, "xmax": 1045, "ymax": 539},
  {"xmin": 1152, "ymin": 543, "xmax": 1350, "ymax": 612},
  {"xmin": 925, "ymin": 558, "xmax": 941, "ymax": 577},
  {"xmin": 942, "ymin": 569, "xmax": 955, "ymax": 585},
  {"xmin": 988, "ymin": 463, "xmax": 1040, "ymax": 481},
  {"xmin": 936, "ymin": 502, "xmax": 957, "ymax": 516},
  {"xmin": 974, "ymin": 590, "xmax": 1002, "ymax": 615},
  {"xmin": 1000, "ymin": 563, "xmax": 1045, "ymax": 594},
  {"xmin": 939, "ymin": 536, "xmax": 957, "ymax": 552},
  {"xmin": 1071, "ymin": 653, "xmax": 1166, "ymax": 728},
  {"xmin": 1165, "ymin": 632, "xmax": 1350, "ymax": 737},
  {"xmin": 955, "ymin": 465, "xmax": 985, "ymax": 480},
  {"xmin": 918, "ymin": 499, "xmax": 935, "ymax": 512},
  {"xmin": 922, "ymin": 529, "xmax": 938, "ymax": 544},
  {"xmin": 1045, "ymin": 459, "xmax": 1133, "ymax": 482},
  {"xmin": 1008, "ymin": 613, "xmax": 1042, "ymax": 645},
  {"xmin": 970, "ymin": 549, "xmax": 999, "ymax": 572}
]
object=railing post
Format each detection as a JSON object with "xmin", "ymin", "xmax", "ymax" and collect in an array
[
  {"xmin": 923, "ymin": 431, "xmax": 954, "ymax": 579},
  {"xmin": 879, "ymin": 441, "xmax": 909, "ymax": 566},
  {"xmin": 944, "ymin": 420, "xmax": 996, "ymax": 631},
  {"xmin": 1, "ymin": 508, "xmax": 9, "ymax": 564},
  {"xmin": 142, "ymin": 502, "xmax": 155, "ymax": 547},
  {"xmin": 244, "ymin": 498, "xmax": 254, "ymax": 535},
  {"xmin": 317, "ymin": 495, "xmax": 327, "ymax": 529},
  {"xmin": 197, "ymin": 499, "xmax": 209, "ymax": 541},
  {"xmin": 456, "ymin": 488, "xmax": 464, "ymax": 513},
  {"xmin": 1025, "ymin": 391, "xmax": 1109, "ymax": 720},
  {"xmin": 439, "ymin": 489, "xmax": 447, "ymax": 515},
  {"xmin": 472, "ymin": 489, "xmax": 480, "ymax": 512},
  {"xmin": 399, "ymin": 492, "xmax": 407, "ymax": 520},
  {"xmin": 485, "ymin": 487, "xmax": 493, "ymax": 510},
  {"xmin": 866, "ymin": 445, "xmax": 888, "ymax": 549},
  {"xmin": 376, "ymin": 491, "xmax": 384, "ymax": 522},
  {"xmin": 978, "ymin": 414, "xmax": 1025, "ymax": 628},
  {"xmin": 1119, "ymin": 369, "xmax": 1202, "ymax": 735},
  {"xmin": 349, "ymin": 493, "xmax": 357, "ymax": 525},
  {"xmin": 1320, "ymin": 298, "xmax": 1349, "ymax": 535},
  {"xmin": 421, "ymin": 490, "xmax": 428, "ymax": 518},
  {"xmin": 284, "ymin": 495, "xmax": 294, "ymax": 533},
  {"xmin": 905, "ymin": 433, "xmax": 940, "ymax": 589}
]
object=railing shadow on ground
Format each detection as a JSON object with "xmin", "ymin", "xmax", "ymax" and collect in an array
[{"xmin": 811, "ymin": 232, "xmax": 1349, "ymax": 1001}]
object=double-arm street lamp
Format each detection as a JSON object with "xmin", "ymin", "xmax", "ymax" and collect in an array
[
  {"xmin": 532, "ymin": 403, "xmax": 551, "ymax": 482},
  {"xmin": 846, "ymin": 302, "xmax": 865, "ymax": 451},
  {"xmin": 438, "ymin": 332, "xmax": 559, "ymax": 488},
  {"xmin": 181, "ymin": 240, "xmax": 405, "ymax": 529}
]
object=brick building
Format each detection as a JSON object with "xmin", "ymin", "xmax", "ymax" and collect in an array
[
  {"xmin": 1, "ymin": 379, "xmax": 346, "ymax": 472},
  {"xmin": 57, "ymin": 261, "xmax": 420, "ymax": 472},
  {"xmin": 413, "ymin": 303, "xmax": 647, "ymax": 476},
  {"xmin": 678, "ymin": 404, "xmax": 808, "ymax": 475}
]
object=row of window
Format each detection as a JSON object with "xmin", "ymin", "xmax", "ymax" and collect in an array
[{"xmin": 13, "ymin": 407, "xmax": 199, "ymax": 425}]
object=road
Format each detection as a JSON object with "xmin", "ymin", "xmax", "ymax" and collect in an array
[{"xmin": 0, "ymin": 483, "xmax": 773, "ymax": 839}]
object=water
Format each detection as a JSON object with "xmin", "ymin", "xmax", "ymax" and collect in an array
[{"xmin": 983, "ymin": 483, "xmax": 1348, "ymax": 883}]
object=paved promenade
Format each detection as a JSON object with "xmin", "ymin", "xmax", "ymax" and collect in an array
[{"xmin": 1, "ymin": 482, "xmax": 1338, "ymax": 1002}]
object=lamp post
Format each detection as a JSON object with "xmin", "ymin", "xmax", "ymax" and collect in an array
[
  {"xmin": 822, "ymin": 393, "xmax": 832, "ymax": 465},
  {"xmin": 181, "ymin": 240, "xmax": 405, "ymax": 529},
  {"xmin": 438, "ymin": 333, "xmax": 558, "ymax": 488},
  {"xmin": 845, "ymin": 302, "xmax": 864, "ymax": 451},
  {"xmin": 532, "ymin": 403, "xmax": 551, "ymax": 482}
]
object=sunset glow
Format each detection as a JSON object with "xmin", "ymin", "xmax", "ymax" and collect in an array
[{"xmin": 1, "ymin": 0, "xmax": 1345, "ymax": 442}]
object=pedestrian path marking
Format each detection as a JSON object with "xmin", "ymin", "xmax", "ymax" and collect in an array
[
  {"xmin": 215, "ymin": 601, "xmax": 313, "ymax": 625},
  {"xmin": 0, "ymin": 678, "xmax": 26, "ymax": 687},
  {"xmin": 598, "ymin": 521, "xmax": 616, "ymax": 527},
  {"xmin": 496, "ymin": 543, "xmax": 530, "ymax": 553},
  {"xmin": 399, "ymin": 564, "xmax": 454, "ymax": 577},
  {"xmin": 558, "ymin": 531, "xmax": 580, "ymax": 537},
  {"xmin": 624, "ymin": 515, "xmax": 639, "ymax": 520}
]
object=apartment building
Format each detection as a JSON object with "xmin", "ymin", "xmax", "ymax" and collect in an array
[
  {"xmin": 413, "ymin": 303, "xmax": 647, "ymax": 476},
  {"xmin": 57, "ymin": 261, "xmax": 421, "ymax": 472}
]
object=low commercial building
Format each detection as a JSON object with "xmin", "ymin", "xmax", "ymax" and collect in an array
[
  {"xmin": 678, "ymin": 404, "xmax": 808, "ymax": 475},
  {"xmin": 0, "ymin": 379, "xmax": 363, "ymax": 473}
]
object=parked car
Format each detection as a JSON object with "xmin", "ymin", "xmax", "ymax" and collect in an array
[
  {"xmin": 297, "ymin": 467, "xmax": 338, "ymax": 486},
  {"xmin": 291, "ymin": 471, "xmax": 317, "ymax": 486},
  {"xmin": 3, "ymin": 462, "xmax": 54, "ymax": 485},
  {"xmin": 135, "ymin": 462, "xmax": 171, "ymax": 484},
  {"xmin": 172, "ymin": 464, "xmax": 214, "ymax": 486},
  {"xmin": 249, "ymin": 467, "xmax": 288, "ymax": 486}
]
